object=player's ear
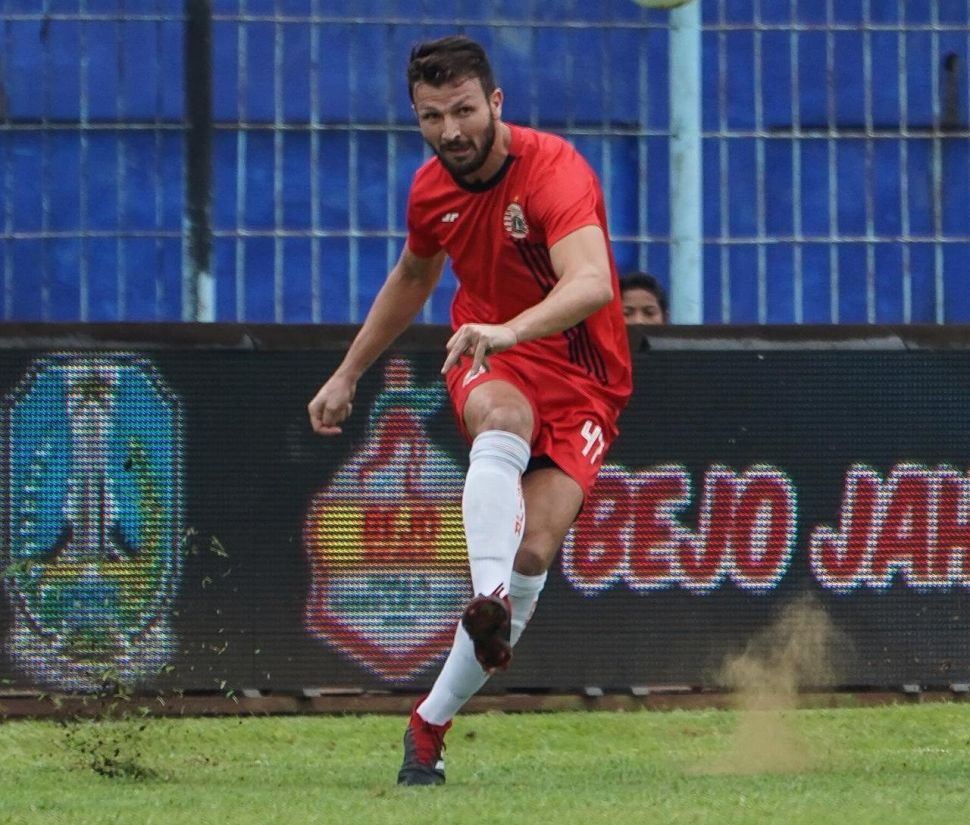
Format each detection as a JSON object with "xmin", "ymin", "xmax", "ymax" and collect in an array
[{"xmin": 491, "ymin": 87, "xmax": 503, "ymax": 117}]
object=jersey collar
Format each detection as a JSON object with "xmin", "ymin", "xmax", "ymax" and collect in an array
[{"xmin": 451, "ymin": 153, "xmax": 516, "ymax": 193}]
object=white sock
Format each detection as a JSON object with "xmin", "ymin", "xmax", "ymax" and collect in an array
[
  {"xmin": 417, "ymin": 626, "xmax": 485, "ymax": 725},
  {"xmin": 462, "ymin": 430, "xmax": 530, "ymax": 597},
  {"xmin": 508, "ymin": 569, "xmax": 547, "ymax": 646},
  {"xmin": 417, "ymin": 570, "xmax": 548, "ymax": 726}
]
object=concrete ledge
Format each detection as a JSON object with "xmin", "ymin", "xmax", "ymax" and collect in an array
[{"xmin": 0, "ymin": 687, "xmax": 965, "ymax": 720}]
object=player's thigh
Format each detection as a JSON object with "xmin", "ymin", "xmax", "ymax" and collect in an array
[
  {"xmin": 514, "ymin": 467, "xmax": 584, "ymax": 576},
  {"xmin": 462, "ymin": 378, "xmax": 535, "ymax": 442}
]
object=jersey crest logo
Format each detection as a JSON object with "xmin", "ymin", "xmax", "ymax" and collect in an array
[{"xmin": 503, "ymin": 203, "xmax": 529, "ymax": 240}]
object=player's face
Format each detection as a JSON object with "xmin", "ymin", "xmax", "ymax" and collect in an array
[
  {"xmin": 622, "ymin": 288, "xmax": 666, "ymax": 325},
  {"xmin": 412, "ymin": 76, "xmax": 503, "ymax": 180}
]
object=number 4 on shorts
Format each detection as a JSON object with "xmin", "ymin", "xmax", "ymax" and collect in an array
[{"xmin": 580, "ymin": 420, "xmax": 605, "ymax": 463}]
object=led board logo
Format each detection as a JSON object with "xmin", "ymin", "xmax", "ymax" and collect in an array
[
  {"xmin": 2, "ymin": 355, "xmax": 183, "ymax": 691},
  {"xmin": 564, "ymin": 461, "xmax": 970, "ymax": 594},
  {"xmin": 304, "ymin": 358, "xmax": 470, "ymax": 681}
]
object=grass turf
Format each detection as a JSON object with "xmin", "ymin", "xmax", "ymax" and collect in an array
[{"xmin": 1, "ymin": 703, "xmax": 969, "ymax": 824}]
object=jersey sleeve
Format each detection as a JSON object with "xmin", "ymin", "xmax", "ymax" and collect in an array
[
  {"xmin": 529, "ymin": 146, "xmax": 603, "ymax": 248},
  {"xmin": 405, "ymin": 177, "xmax": 443, "ymax": 259}
]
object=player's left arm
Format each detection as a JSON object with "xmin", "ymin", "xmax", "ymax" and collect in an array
[
  {"xmin": 505, "ymin": 224, "xmax": 613, "ymax": 342},
  {"xmin": 442, "ymin": 224, "xmax": 613, "ymax": 374}
]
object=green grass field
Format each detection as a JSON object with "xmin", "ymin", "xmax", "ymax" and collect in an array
[{"xmin": 1, "ymin": 703, "xmax": 969, "ymax": 824}]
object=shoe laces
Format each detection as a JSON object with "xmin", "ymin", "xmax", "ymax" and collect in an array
[{"xmin": 412, "ymin": 716, "xmax": 449, "ymax": 765}]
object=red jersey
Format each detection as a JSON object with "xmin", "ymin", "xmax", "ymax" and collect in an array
[{"xmin": 406, "ymin": 123, "xmax": 632, "ymax": 410}]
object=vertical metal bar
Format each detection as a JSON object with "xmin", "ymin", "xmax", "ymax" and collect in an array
[
  {"xmin": 753, "ymin": 0, "xmax": 767, "ymax": 323},
  {"xmin": 790, "ymin": 0, "xmax": 803, "ymax": 323},
  {"xmin": 930, "ymin": 0, "xmax": 944, "ymax": 323},
  {"xmin": 184, "ymin": 0, "xmax": 214, "ymax": 321},
  {"xmin": 117, "ymin": 2, "xmax": 127, "ymax": 319},
  {"xmin": 637, "ymin": 13, "xmax": 649, "ymax": 273},
  {"xmin": 79, "ymin": 0, "xmax": 90, "ymax": 321},
  {"xmin": 898, "ymin": 0, "xmax": 911, "ymax": 322},
  {"xmin": 565, "ymin": 1, "xmax": 575, "ymax": 136},
  {"xmin": 273, "ymin": 0, "xmax": 283, "ymax": 322},
  {"xmin": 529, "ymin": 0, "xmax": 539, "ymax": 128},
  {"xmin": 348, "ymin": 22, "xmax": 359, "ymax": 322},
  {"xmin": 601, "ymin": 24, "xmax": 613, "ymax": 270},
  {"xmin": 41, "ymin": 0, "xmax": 51, "ymax": 320},
  {"xmin": 309, "ymin": 0, "xmax": 321, "ymax": 323},
  {"xmin": 669, "ymin": 0, "xmax": 703, "ymax": 323},
  {"xmin": 2, "ymin": 2, "xmax": 11, "ymax": 319},
  {"xmin": 826, "ymin": 0, "xmax": 839, "ymax": 322},
  {"xmin": 388, "ymin": 127, "xmax": 402, "ymax": 315},
  {"xmin": 863, "ymin": 0, "xmax": 875, "ymax": 322},
  {"xmin": 234, "ymin": 2, "xmax": 248, "ymax": 321},
  {"xmin": 718, "ymin": 0, "xmax": 730, "ymax": 322},
  {"xmin": 154, "ymin": 2, "xmax": 165, "ymax": 318},
  {"xmin": 402, "ymin": 24, "xmax": 430, "ymax": 325},
  {"xmin": 385, "ymin": 22, "xmax": 407, "ymax": 321},
  {"xmin": 966, "ymin": 0, "xmax": 970, "ymax": 323}
]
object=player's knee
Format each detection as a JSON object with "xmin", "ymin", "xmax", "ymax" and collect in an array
[{"xmin": 474, "ymin": 405, "xmax": 533, "ymax": 441}]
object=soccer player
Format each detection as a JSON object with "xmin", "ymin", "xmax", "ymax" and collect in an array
[
  {"xmin": 307, "ymin": 35, "xmax": 632, "ymax": 785},
  {"xmin": 620, "ymin": 272, "xmax": 669, "ymax": 325}
]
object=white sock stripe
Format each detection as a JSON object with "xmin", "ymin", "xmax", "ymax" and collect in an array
[{"xmin": 469, "ymin": 430, "xmax": 531, "ymax": 473}]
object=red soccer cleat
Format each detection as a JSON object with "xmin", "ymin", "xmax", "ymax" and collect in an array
[{"xmin": 397, "ymin": 702, "xmax": 452, "ymax": 786}]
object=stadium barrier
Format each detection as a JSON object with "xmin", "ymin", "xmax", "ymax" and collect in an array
[{"xmin": 2, "ymin": 323, "xmax": 970, "ymax": 698}]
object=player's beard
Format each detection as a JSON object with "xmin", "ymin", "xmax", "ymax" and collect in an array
[{"xmin": 433, "ymin": 114, "xmax": 497, "ymax": 179}]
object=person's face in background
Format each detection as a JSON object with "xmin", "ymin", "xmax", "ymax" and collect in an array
[{"xmin": 622, "ymin": 287, "xmax": 666, "ymax": 325}]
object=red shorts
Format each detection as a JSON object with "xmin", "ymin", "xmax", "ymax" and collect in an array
[{"xmin": 445, "ymin": 348, "xmax": 624, "ymax": 499}]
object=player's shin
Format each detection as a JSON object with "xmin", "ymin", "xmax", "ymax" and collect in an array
[
  {"xmin": 418, "ymin": 571, "xmax": 546, "ymax": 727},
  {"xmin": 462, "ymin": 430, "xmax": 530, "ymax": 597},
  {"xmin": 417, "ymin": 624, "xmax": 489, "ymax": 725}
]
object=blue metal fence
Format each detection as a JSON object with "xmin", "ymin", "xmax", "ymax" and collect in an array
[
  {"xmin": 1, "ymin": 1, "xmax": 968, "ymax": 323},
  {"xmin": 1, "ymin": 1, "xmax": 185, "ymax": 321}
]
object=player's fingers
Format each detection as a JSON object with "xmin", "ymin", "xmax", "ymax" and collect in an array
[
  {"xmin": 310, "ymin": 408, "xmax": 339, "ymax": 435},
  {"xmin": 317, "ymin": 401, "xmax": 349, "ymax": 429},
  {"xmin": 308, "ymin": 403, "xmax": 323, "ymax": 430},
  {"xmin": 445, "ymin": 328, "xmax": 463, "ymax": 351},
  {"xmin": 441, "ymin": 345, "xmax": 463, "ymax": 374},
  {"xmin": 443, "ymin": 328, "xmax": 472, "ymax": 373},
  {"xmin": 313, "ymin": 423, "xmax": 343, "ymax": 436},
  {"xmin": 469, "ymin": 337, "xmax": 490, "ymax": 375},
  {"xmin": 326, "ymin": 402, "xmax": 350, "ymax": 424},
  {"xmin": 446, "ymin": 325, "xmax": 476, "ymax": 356}
]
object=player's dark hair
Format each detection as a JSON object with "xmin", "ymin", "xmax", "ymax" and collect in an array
[
  {"xmin": 619, "ymin": 272, "xmax": 669, "ymax": 316},
  {"xmin": 407, "ymin": 36, "xmax": 497, "ymax": 102}
]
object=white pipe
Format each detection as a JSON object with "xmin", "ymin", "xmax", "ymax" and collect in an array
[{"xmin": 669, "ymin": 1, "xmax": 703, "ymax": 323}]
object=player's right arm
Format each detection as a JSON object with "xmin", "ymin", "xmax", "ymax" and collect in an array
[{"xmin": 307, "ymin": 245, "xmax": 446, "ymax": 435}]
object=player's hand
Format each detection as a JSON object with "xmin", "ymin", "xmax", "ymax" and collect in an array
[
  {"xmin": 307, "ymin": 374, "xmax": 356, "ymax": 435},
  {"xmin": 441, "ymin": 323, "xmax": 518, "ymax": 375}
]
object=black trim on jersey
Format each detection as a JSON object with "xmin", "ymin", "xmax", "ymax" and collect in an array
[
  {"xmin": 451, "ymin": 154, "xmax": 516, "ymax": 193},
  {"xmin": 515, "ymin": 240, "xmax": 556, "ymax": 294},
  {"xmin": 569, "ymin": 322, "xmax": 609, "ymax": 385},
  {"xmin": 513, "ymin": 239, "xmax": 609, "ymax": 385}
]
